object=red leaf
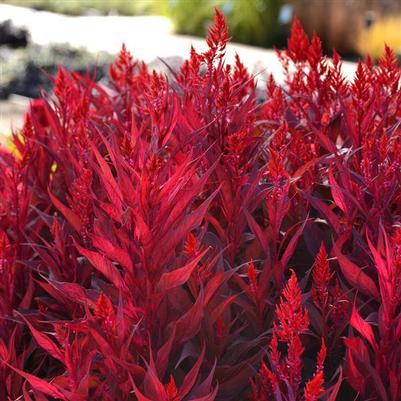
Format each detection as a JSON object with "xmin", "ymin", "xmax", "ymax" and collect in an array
[
  {"xmin": 326, "ymin": 368, "xmax": 343, "ymax": 401},
  {"xmin": 350, "ymin": 306, "xmax": 377, "ymax": 349},
  {"xmin": 154, "ymin": 186, "xmax": 220, "ymax": 266},
  {"xmin": 156, "ymin": 248, "xmax": 208, "ymax": 293},
  {"xmin": 302, "ymin": 191, "xmax": 342, "ymax": 234},
  {"xmin": 158, "ymin": 158, "xmax": 219, "ymax": 235},
  {"xmin": 189, "ymin": 386, "xmax": 219, "ymax": 401},
  {"xmin": 1, "ymin": 360, "xmax": 68, "ymax": 400},
  {"xmin": 156, "ymin": 326, "xmax": 176, "ymax": 378},
  {"xmin": 172, "ymin": 288, "xmax": 205, "ymax": 346},
  {"xmin": 132, "ymin": 382, "xmax": 155, "ymax": 401},
  {"xmin": 143, "ymin": 360, "xmax": 167, "ymax": 401},
  {"xmin": 179, "ymin": 346, "xmax": 206, "ymax": 398},
  {"xmin": 90, "ymin": 140, "xmax": 124, "ymax": 213},
  {"xmin": 366, "ymin": 233, "xmax": 389, "ymax": 282},
  {"xmin": 23, "ymin": 382, "xmax": 34, "ymax": 401},
  {"xmin": 49, "ymin": 280, "xmax": 93, "ymax": 307},
  {"xmin": 74, "ymin": 240, "xmax": 125, "ymax": 289},
  {"xmin": 48, "ymin": 189, "xmax": 82, "ymax": 232},
  {"xmin": 244, "ymin": 208, "xmax": 269, "ymax": 255},
  {"xmin": 16, "ymin": 311, "xmax": 64, "ymax": 362},
  {"xmin": 18, "ymin": 272, "xmax": 34, "ymax": 310},
  {"xmin": 344, "ymin": 337, "xmax": 370, "ymax": 393},
  {"xmin": 328, "ymin": 165, "xmax": 349, "ymax": 214},
  {"xmin": 204, "ymin": 265, "xmax": 237, "ymax": 304},
  {"xmin": 280, "ymin": 219, "xmax": 307, "ymax": 268},
  {"xmin": 333, "ymin": 241, "xmax": 379, "ymax": 299},
  {"xmin": 92, "ymin": 234, "xmax": 133, "ymax": 274}
]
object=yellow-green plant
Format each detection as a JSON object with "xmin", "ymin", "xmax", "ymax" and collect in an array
[{"xmin": 167, "ymin": 0, "xmax": 285, "ymax": 47}]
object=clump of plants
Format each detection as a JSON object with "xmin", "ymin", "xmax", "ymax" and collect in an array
[{"xmin": 0, "ymin": 10, "xmax": 401, "ymax": 401}]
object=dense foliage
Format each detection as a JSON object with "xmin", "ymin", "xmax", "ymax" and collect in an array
[{"xmin": 1, "ymin": 11, "xmax": 401, "ymax": 401}]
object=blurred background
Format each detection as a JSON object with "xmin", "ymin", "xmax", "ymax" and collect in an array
[
  {"xmin": 1, "ymin": 0, "xmax": 400, "ymax": 137},
  {"xmin": 2, "ymin": 0, "xmax": 400, "ymax": 57}
]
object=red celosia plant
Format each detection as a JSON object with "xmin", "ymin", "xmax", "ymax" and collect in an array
[
  {"xmin": 250, "ymin": 270, "xmax": 327, "ymax": 401},
  {"xmin": 0, "ymin": 9, "xmax": 400, "ymax": 401}
]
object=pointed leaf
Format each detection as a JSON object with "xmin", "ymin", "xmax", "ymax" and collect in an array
[
  {"xmin": 350, "ymin": 306, "xmax": 377, "ymax": 349},
  {"xmin": 328, "ymin": 165, "xmax": 349, "ymax": 214},
  {"xmin": 157, "ymin": 248, "xmax": 208, "ymax": 293},
  {"xmin": 74, "ymin": 241, "xmax": 124, "ymax": 289},
  {"xmin": 48, "ymin": 190, "xmax": 82, "ymax": 232},
  {"xmin": 180, "ymin": 346, "xmax": 205, "ymax": 398},
  {"xmin": 1, "ymin": 360, "xmax": 68, "ymax": 400},
  {"xmin": 16, "ymin": 312, "xmax": 63, "ymax": 362},
  {"xmin": 333, "ymin": 241, "xmax": 379, "ymax": 299},
  {"xmin": 173, "ymin": 288, "xmax": 205, "ymax": 345}
]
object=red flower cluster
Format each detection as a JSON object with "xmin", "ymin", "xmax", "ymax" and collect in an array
[{"xmin": 0, "ymin": 10, "xmax": 401, "ymax": 401}]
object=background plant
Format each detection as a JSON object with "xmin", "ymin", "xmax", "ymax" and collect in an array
[{"xmin": 167, "ymin": 0, "xmax": 285, "ymax": 48}]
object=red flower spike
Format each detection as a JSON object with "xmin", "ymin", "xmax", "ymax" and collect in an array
[
  {"xmin": 206, "ymin": 9, "xmax": 229, "ymax": 56},
  {"xmin": 304, "ymin": 371, "xmax": 324, "ymax": 401},
  {"xmin": 95, "ymin": 293, "xmax": 117, "ymax": 336},
  {"xmin": 247, "ymin": 260, "xmax": 258, "ymax": 298},
  {"xmin": 166, "ymin": 375, "xmax": 179, "ymax": 401},
  {"xmin": 311, "ymin": 243, "xmax": 332, "ymax": 312},
  {"xmin": 109, "ymin": 43, "xmax": 137, "ymax": 88},
  {"xmin": 287, "ymin": 17, "xmax": 310, "ymax": 63},
  {"xmin": 304, "ymin": 339, "xmax": 326, "ymax": 401},
  {"xmin": 252, "ymin": 272, "xmax": 329, "ymax": 400},
  {"xmin": 274, "ymin": 270, "xmax": 309, "ymax": 341},
  {"xmin": 184, "ymin": 232, "xmax": 200, "ymax": 257}
]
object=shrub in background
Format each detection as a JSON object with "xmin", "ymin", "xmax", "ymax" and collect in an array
[
  {"xmin": 167, "ymin": 0, "xmax": 286, "ymax": 48},
  {"xmin": 1, "ymin": 10, "xmax": 401, "ymax": 401},
  {"xmin": 224, "ymin": 0, "xmax": 285, "ymax": 47}
]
